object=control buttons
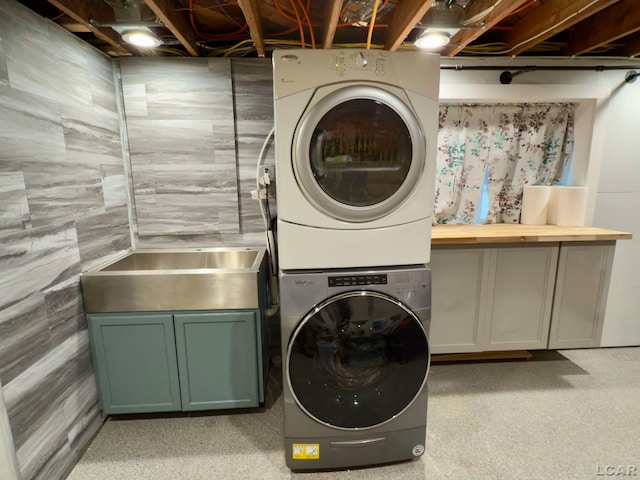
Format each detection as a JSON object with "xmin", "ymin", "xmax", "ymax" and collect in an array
[{"xmin": 328, "ymin": 275, "xmax": 388, "ymax": 287}]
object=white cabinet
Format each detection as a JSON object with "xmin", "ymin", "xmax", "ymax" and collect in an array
[
  {"xmin": 548, "ymin": 242, "xmax": 615, "ymax": 349},
  {"xmin": 485, "ymin": 246, "xmax": 558, "ymax": 351},
  {"xmin": 430, "ymin": 246, "xmax": 490, "ymax": 354},
  {"xmin": 430, "ymin": 244, "xmax": 558, "ymax": 354}
]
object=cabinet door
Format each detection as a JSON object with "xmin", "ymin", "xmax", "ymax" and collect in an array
[
  {"xmin": 174, "ymin": 311, "xmax": 259, "ymax": 411},
  {"xmin": 548, "ymin": 242, "xmax": 615, "ymax": 349},
  {"xmin": 430, "ymin": 246, "xmax": 490, "ymax": 354},
  {"xmin": 88, "ymin": 313, "xmax": 181, "ymax": 414},
  {"xmin": 485, "ymin": 245, "xmax": 558, "ymax": 351}
]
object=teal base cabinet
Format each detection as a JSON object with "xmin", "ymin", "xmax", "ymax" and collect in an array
[{"xmin": 88, "ymin": 310, "xmax": 265, "ymax": 415}]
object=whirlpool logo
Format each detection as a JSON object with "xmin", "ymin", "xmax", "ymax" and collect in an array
[{"xmin": 295, "ymin": 280, "xmax": 315, "ymax": 286}]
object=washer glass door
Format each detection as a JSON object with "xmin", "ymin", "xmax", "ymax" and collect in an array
[
  {"xmin": 294, "ymin": 85, "xmax": 426, "ymax": 222},
  {"xmin": 287, "ymin": 291, "xmax": 429, "ymax": 430}
]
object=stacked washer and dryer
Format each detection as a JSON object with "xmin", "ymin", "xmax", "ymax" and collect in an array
[{"xmin": 272, "ymin": 49, "xmax": 440, "ymax": 471}]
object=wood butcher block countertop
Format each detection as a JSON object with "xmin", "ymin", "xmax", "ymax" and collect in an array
[{"xmin": 431, "ymin": 224, "xmax": 633, "ymax": 245}]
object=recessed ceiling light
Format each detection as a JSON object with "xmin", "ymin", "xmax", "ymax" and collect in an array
[
  {"xmin": 414, "ymin": 31, "xmax": 450, "ymax": 49},
  {"xmin": 122, "ymin": 30, "xmax": 162, "ymax": 48}
]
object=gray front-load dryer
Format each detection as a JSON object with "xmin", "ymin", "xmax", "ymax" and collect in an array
[{"xmin": 280, "ymin": 265, "xmax": 431, "ymax": 471}]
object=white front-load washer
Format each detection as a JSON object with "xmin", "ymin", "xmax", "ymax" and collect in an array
[
  {"xmin": 280, "ymin": 265, "xmax": 431, "ymax": 470},
  {"xmin": 273, "ymin": 49, "xmax": 440, "ymax": 270}
]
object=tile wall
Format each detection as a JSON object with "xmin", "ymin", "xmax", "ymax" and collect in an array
[
  {"xmin": 119, "ymin": 56, "xmax": 274, "ymax": 248},
  {"xmin": 1, "ymin": 3, "xmax": 276, "ymax": 479},
  {"xmin": 0, "ymin": 1, "xmax": 131, "ymax": 479}
]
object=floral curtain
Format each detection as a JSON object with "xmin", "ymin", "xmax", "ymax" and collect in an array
[
  {"xmin": 434, "ymin": 103, "xmax": 576, "ymax": 224},
  {"xmin": 434, "ymin": 104, "xmax": 492, "ymax": 223}
]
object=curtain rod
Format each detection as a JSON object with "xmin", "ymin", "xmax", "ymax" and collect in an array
[{"xmin": 440, "ymin": 65, "xmax": 640, "ymax": 84}]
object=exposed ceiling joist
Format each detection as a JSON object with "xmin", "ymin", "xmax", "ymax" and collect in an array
[
  {"xmin": 619, "ymin": 31, "xmax": 640, "ymax": 57},
  {"xmin": 505, "ymin": 0, "xmax": 620, "ymax": 56},
  {"xmin": 384, "ymin": 0, "xmax": 436, "ymax": 51},
  {"xmin": 322, "ymin": 0, "xmax": 343, "ymax": 49},
  {"xmin": 22, "ymin": 0, "xmax": 640, "ymax": 60},
  {"xmin": 463, "ymin": 0, "xmax": 503, "ymax": 26},
  {"xmin": 144, "ymin": 0, "xmax": 199, "ymax": 56},
  {"xmin": 58, "ymin": 15, "xmax": 90, "ymax": 33},
  {"xmin": 564, "ymin": 0, "xmax": 640, "ymax": 56},
  {"xmin": 45, "ymin": 0, "xmax": 131, "ymax": 55},
  {"xmin": 237, "ymin": 0, "xmax": 265, "ymax": 57},
  {"xmin": 442, "ymin": 0, "xmax": 532, "ymax": 56}
]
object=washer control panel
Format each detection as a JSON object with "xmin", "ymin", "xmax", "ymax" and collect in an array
[
  {"xmin": 328, "ymin": 274, "xmax": 387, "ymax": 287},
  {"xmin": 280, "ymin": 266, "xmax": 431, "ymax": 312}
]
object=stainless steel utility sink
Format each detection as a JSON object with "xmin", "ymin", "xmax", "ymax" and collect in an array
[
  {"xmin": 81, "ymin": 247, "xmax": 266, "ymax": 313},
  {"xmin": 101, "ymin": 250, "xmax": 260, "ymax": 271}
]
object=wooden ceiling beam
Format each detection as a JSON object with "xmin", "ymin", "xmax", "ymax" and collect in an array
[
  {"xmin": 619, "ymin": 31, "xmax": 640, "ymax": 57},
  {"xmin": 322, "ymin": 0, "xmax": 343, "ymax": 49},
  {"xmin": 237, "ymin": 0, "xmax": 265, "ymax": 57},
  {"xmin": 506, "ymin": 0, "xmax": 621, "ymax": 56},
  {"xmin": 442, "ymin": 0, "xmax": 531, "ymax": 57},
  {"xmin": 463, "ymin": 0, "xmax": 505, "ymax": 26},
  {"xmin": 57, "ymin": 15, "xmax": 91, "ymax": 33},
  {"xmin": 384, "ymin": 0, "xmax": 436, "ymax": 51},
  {"xmin": 144, "ymin": 0, "xmax": 199, "ymax": 56},
  {"xmin": 45, "ymin": 0, "xmax": 131, "ymax": 55},
  {"xmin": 564, "ymin": 0, "xmax": 640, "ymax": 56}
]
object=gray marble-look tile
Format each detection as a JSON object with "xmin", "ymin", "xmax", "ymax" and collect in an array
[
  {"xmin": 121, "ymin": 83, "xmax": 148, "ymax": 117},
  {"xmin": 231, "ymin": 58, "xmax": 273, "ymax": 122},
  {"xmin": 134, "ymin": 163, "xmax": 239, "ymax": 236},
  {"xmin": 0, "ymin": 85, "xmax": 66, "ymax": 164},
  {"xmin": 136, "ymin": 233, "xmax": 222, "ymax": 248},
  {"xmin": 137, "ymin": 196, "xmax": 228, "ymax": 236},
  {"xmin": 232, "ymin": 59, "xmax": 274, "ymax": 238},
  {"xmin": 126, "ymin": 119, "xmax": 219, "ymax": 165},
  {"xmin": 75, "ymin": 210, "xmax": 131, "ymax": 272},
  {"xmin": 211, "ymin": 117, "xmax": 236, "ymax": 151},
  {"xmin": 0, "ymin": 293, "xmax": 51, "ymax": 385},
  {"xmin": 0, "ymin": 30, "xmax": 8, "ymax": 87},
  {"xmin": 86, "ymin": 55, "xmax": 118, "ymax": 114},
  {"xmin": 0, "ymin": 171, "xmax": 31, "ymax": 232},
  {"xmin": 43, "ymin": 276, "xmax": 86, "ymax": 349},
  {"xmin": 3, "ymin": 331, "xmax": 94, "ymax": 449},
  {"xmin": 7, "ymin": 340, "xmax": 98, "ymax": 480},
  {"xmin": 120, "ymin": 57, "xmax": 219, "ymax": 86},
  {"xmin": 120, "ymin": 57, "xmax": 233, "ymax": 120},
  {"xmin": 0, "ymin": 222, "xmax": 82, "ymax": 310},
  {"xmin": 236, "ymin": 126, "xmax": 275, "ymax": 234},
  {"xmin": 22, "ymin": 162, "xmax": 105, "ymax": 227},
  {"xmin": 135, "ymin": 231, "xmax": 266, "ymax": 249},
  {"xmin": 101, "ymin": 165, "xmax": 127, "ymax": 211},
  {"xmin": 2, "ymin": 16, "xmax": 91, "ymax": 107},
  {"xmin": 142, "ymin": 71, "xmax": 233, "ymax": 120},
  {"xmin": 142, "ymin": 86, "xmax": 234, "ymax": 120},
  {"xmin": 33, "ymin": 405, "xmax": 102, "ymax": 480},
  {"xmin": 61, "ymin": 104, "xmax": 122, "ymax": 166}
]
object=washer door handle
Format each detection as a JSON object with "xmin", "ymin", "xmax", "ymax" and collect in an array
[{"xmin": 330, "ymin": 437, "xmax": 386, "ymax": 448}]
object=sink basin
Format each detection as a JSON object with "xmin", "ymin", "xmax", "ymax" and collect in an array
[
  {"xmin": 81, "ymin": 247, "xmax": 267, "ymax": 313},
  {"xmin": 101, "ymin": 250, "xmax": 261, "ymax": 271}
]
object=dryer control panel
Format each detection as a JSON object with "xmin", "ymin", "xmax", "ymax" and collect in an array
[
  {"xmin": 273, "ymin": 49, "xmax": 440, "ymax": 101},
  {"xmin": 329, "ymin": 51, "xmax": 387, "ymax": 77}
]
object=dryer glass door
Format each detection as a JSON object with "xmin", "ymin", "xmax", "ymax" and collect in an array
[
  {"xmin": 294, "ymin": 85, "xmax": 426, "ymax": 222},
  {"xmin": 287, "ymin": 291, "xmax": 429, "ymax": 430}
]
